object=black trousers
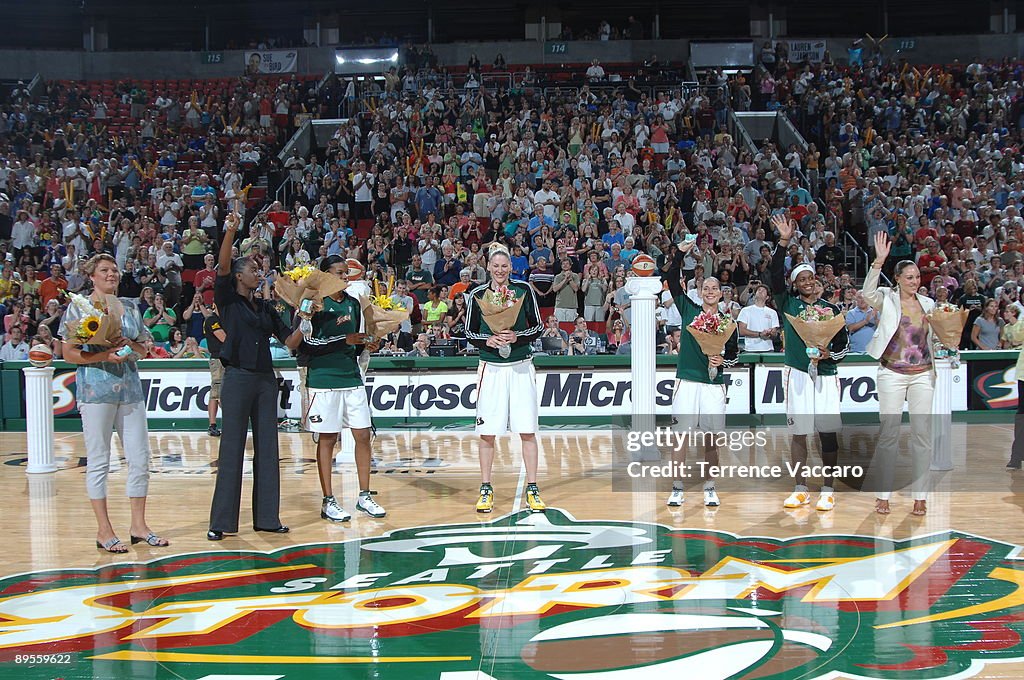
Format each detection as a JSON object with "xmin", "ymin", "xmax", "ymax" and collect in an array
[
  {"xmin": 1012, "ymin": 380, "xmax": 1024, "ymax": 464},
  {"xmin": 209, "ymin": 367, "xmax": 282, "ymax": 532}
]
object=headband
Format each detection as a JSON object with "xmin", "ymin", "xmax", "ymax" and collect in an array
[{"xmin": 790, "ymin": 263, "xmax": 815, "ymax": 284}]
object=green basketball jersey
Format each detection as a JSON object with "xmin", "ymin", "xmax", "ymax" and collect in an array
[{"xmin": 305, "ymin": 294, "xmax": 364, "ymax": 389}]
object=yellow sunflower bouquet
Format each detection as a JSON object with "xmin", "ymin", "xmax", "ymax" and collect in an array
[
  {"xmin": 65, "ymin": 293, "xmax": 124, "ymax": 347},
  {"xmin": 274, "ymin": 263, "xmax": 348, "ymax": 313},
  {"xmin": 363, "ymin": 275, "xmax": 410, "ymax": 340}
]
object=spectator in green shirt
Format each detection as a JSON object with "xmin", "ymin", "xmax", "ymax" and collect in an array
[{"xmin": 143, "ymin": 293, "xmax": 177, "ymax": 342}]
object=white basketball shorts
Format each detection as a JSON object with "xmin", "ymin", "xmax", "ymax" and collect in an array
[
  {"xmin": 784, "ymin": 367, "xmax": 842, "ymax": 436},
  {"xmin": 475, "ymin": 359, "xmax": 539, "ymax": 435},
  {"xmin": 304, "ymin": 386, "xmax": 372, "ymax": 432}
]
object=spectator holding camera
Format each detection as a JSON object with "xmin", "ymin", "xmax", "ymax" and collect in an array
[{"xmin": 567, "ymin": 317, "xmax": 599, "ymax": 356}]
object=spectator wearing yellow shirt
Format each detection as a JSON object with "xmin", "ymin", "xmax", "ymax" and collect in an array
[
  {"xmin": 422, "ymin": 286, "xmax": 449, "ymax": 324},
  {"xmin": 0, "ymin": 261, "xmax": 17, "ymax": 299}
]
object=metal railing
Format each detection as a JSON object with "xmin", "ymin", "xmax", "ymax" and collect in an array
[
  {"xmin": 542, "ymin": 82, "xmax": 659, "ymax": 102},
  {"xmin": 841, "ymin": 231, "xmax": 866, "ymax": 281}
]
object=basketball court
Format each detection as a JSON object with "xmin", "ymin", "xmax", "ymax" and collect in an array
[{"xmin": 3, "ymin": 423, "xmax": 1024, "ymax": 680}]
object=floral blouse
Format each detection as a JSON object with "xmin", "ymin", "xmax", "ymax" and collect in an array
[
  {"xmin": 58, "ymin": 297, "xmax": 151, "ymax": 404},
  {"xmin": 880, "ymin": 308, "xmax": 932, "ymax": 375}
]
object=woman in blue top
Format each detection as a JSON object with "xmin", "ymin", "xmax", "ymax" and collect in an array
[{"xmin": 60, "ymin": 254, "xmax": 168, "ymax": 553}]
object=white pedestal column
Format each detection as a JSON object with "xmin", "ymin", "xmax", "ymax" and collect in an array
[
  {"xmin": 23, "ymin": 367, "xmax": 57, "ymax": 474},
  {"xmin": 625, "ymin": 277, "xmax": 664, "ymax": 417},
  {"xmin": 931, "ymin": 358, "xmax": 953, "ymax": 471},
  {"xmin": 625, "ymin": 276, "xmax": 664, "ymax": 518}
]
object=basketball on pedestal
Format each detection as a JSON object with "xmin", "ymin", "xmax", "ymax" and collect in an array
[
  {"xmin": 631, "ymin": 253, "xmax": 656, "ymax": 277},
  {"xmin": 346, "ymin": 258, "xmax": 366, "ymax": 281},
  {"xmin": 28, "ymin": 344, "xmax": 53, "ymax": 368}
]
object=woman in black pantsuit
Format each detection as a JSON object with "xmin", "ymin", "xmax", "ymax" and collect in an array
[{"xmin": 208, "ymin": 212, "xmax": 303, "ymax": 540}]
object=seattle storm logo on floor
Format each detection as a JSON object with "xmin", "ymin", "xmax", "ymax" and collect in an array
[{"xmin": 1, "ymin": 510, "xmax": 1023, "ymax": 679}]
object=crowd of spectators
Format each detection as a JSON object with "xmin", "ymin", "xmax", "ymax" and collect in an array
[
  {"xmin": 0, "ymin": 72, "xmax": 325, "ymax": 360},
  {"xmin": 746, "ymin": 52, "xmax": 1024, "ymax": 350},
  {"xmin": 4, "ymin": 52, "xmax": 1024, "ymax": 365}
]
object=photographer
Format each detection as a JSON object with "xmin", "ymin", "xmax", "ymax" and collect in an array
[
  {"xmin": 567, "ymin": 317, "xmax": 598, "ymax": 356},
  {"xmin": 538, "ymin": 315, "xmax": 568, "ymax": 353},
  {"xmin": 428, "ymin": 322, "xmax": 452, "ymax": 346}
]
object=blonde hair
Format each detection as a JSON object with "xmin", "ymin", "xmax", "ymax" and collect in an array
[
  {"xmin": 82, "ymin": 253, "xmax": 117, "ymax": 277},
  {"xmin": 487, "ymin": 242, "xmax": 511, "ymax": 262}
]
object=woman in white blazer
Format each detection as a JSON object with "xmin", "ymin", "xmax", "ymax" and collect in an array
[{"xmin": 862, "ymin": 233, "xmax": 936, "ymax": 516}]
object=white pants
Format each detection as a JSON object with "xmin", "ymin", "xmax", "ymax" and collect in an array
[
  {"xmin": 875, "ymin": 368, "xmax": 934, "ymax": 501},
  {"xmin": 672, "ymin": 379, "xmax": 726, "ymax": 431},
  {"xmin": 475, "ymin": 360, "xmax": 538, "ymax": 435},
  {"xmin": 79, "ymin": 401, "xmax": 151, "ymax": 500}
]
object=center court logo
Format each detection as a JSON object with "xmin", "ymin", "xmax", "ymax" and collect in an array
[{"xmin": 1, "ymin": 510, "xmax": 1023, "ymax": 679}]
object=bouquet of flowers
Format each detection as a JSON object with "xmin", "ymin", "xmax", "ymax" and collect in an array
[
  {"xmin": 283, "ymin": 263, "xmax": 316, "ymax": 282},
  {"xmin": 63, "ymin": 293, "xmax": 123, "ymax": 347},
  {"xmin": 686, "ymin": 310, "xmax": 737, "ymax": 381},
  {"xmin": 478, "ymin": 285, "xmax": 525, "ymax": 358},
  {"xmin": 927, "ymin": 301, "xmax": 968, "ymax": 366},
  {"xmin": 274, "ymin": 263, "xmax": 348, "ymax": 313},
  {"xmin": 785, "ymin": 305, "xmax": 847, "ymax": 381},
  {"xmin": 362, "ymin": 275, "xmax": 411, "ymax": 341}
]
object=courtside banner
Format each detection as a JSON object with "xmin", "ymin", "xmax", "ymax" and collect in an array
[
  {"xmin": 49, "ymin": 367, "xmax": 750, "ymax": 420},
  {"xmin": 753, "ymin": 363, "xmax": 968, "ymax": 414}
]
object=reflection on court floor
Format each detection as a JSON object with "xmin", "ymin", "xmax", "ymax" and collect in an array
[{"xmin": 1, "ymin": 426, "xmax": 1023, "ymax": 679}]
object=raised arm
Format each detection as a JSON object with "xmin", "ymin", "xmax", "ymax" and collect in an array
[
  {"xmin": 218, "ymin": 212, "xmax": 239, "ymax": 276},
  {"xmin": 862, "ymin": 231, "xmax": 894, "ymax": 311},
  {"xmin": 769, "ymin": 214, "xmax": 792, "ymax": 297},
  {"xmin": 666, "ymin": 240, "xmax": 696, "ymax": 305}
]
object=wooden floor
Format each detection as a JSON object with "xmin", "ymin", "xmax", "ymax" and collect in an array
[{"xmin": 2, "ymin": 424, "xmax": 1024, "ymax": 679}]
